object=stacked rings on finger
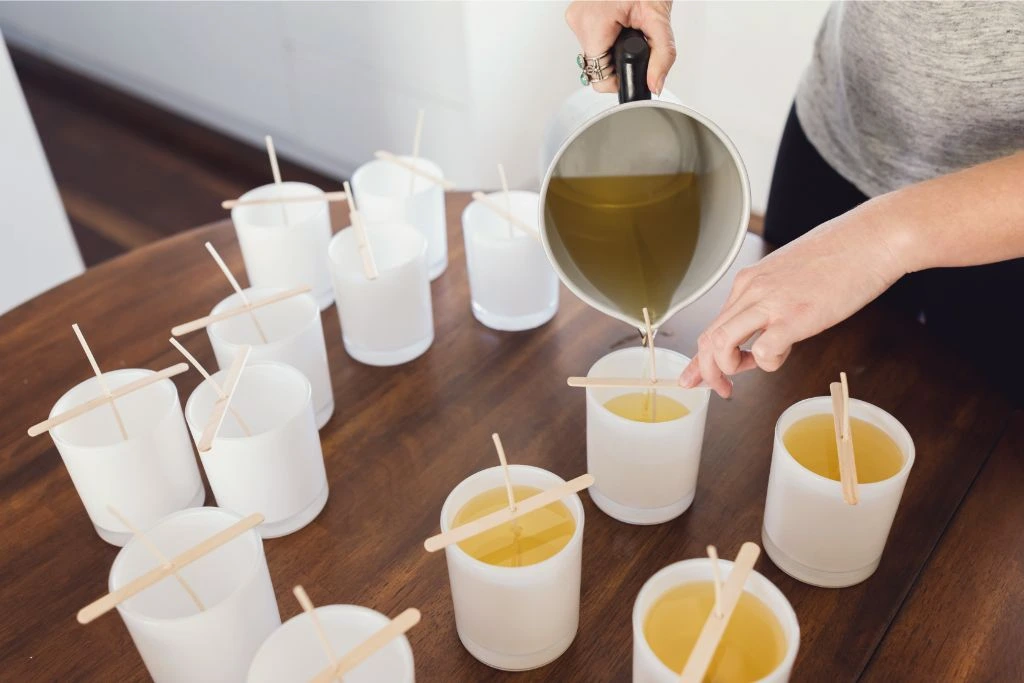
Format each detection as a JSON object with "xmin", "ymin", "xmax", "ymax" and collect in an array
[{"xmin": 577, "ymin": 50, "xmax": 614, "ymax": 85}]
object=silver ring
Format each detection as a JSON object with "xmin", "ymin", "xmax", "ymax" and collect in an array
[
  {"xmin": 581, "ymin": 54, "xmax": 610, "ymax": 85},
  {"xmin": 580, "ymin": 67, "xmax": 615, "ymax": 85},
  {"xmin": 576, "ymin": 50, "xmax": 611, "ymax": 70}
]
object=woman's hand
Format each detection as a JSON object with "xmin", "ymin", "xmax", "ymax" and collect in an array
[
  {"xmin": 679, "ymin": 200, "xmax": 909, "ymax": 397},
  {"xmin": 566, "ymin": 1, "xmax": 675, "ymax": 95}
]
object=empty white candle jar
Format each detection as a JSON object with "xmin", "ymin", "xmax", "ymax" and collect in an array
[
  {"xmin": 461, "ymin": 191, "xmax": 559, "ymax": 331},
  {"xmin": 585, "ymin": 347, "xmax": 710, "ymax": 525},
  {"xmin": 247, "ymin": 605, "xmax": 415, "ymax": 682},
  {"xmin": 632, "ymin": 558, "xmax": 800, "ymax": 682},
  {"xmin": 231, "ymin": 182, "xmax": 334, "ymax": 309},
  {"xmin": 48, "ymin": 369, "xmax": 204, "ymax": 546},
  {"xmin": 207, "ymin": 287, "xmax": 334, "ymax": 429},
  {"xmin": 185, "ymin": 362, "xmax": 328, "ymax": 538},
  {"xmin": 327, "ymin": 222, "xmax": 434, "ymax": 366},
  {"xmin": 351, "ymin": 157, "xmax": 447, "ymax": 280},
  {"xmin": 762, "ymin": 397, "xmax": 915, "ymax": 588},
  {"xmin": 439, "ymin": 465, "xmax": 584, "ymax": 671},
  {"xmin": 109, "ymin": 507, "xmax": 281, "ymax": 683}
]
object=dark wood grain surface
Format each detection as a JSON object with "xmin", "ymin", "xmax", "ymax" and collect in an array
[
  {"xmin": 863, "ymin": 409, "xmax": 1024, "ymax": 682},
  {"xmin": 0, "ymin": 194, "xmax": 1015, "ymax": 681}
]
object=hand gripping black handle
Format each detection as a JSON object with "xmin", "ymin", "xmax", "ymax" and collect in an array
[{"xmin": 613, "ymin": 28, "xmax": 652, "ymax": 103}]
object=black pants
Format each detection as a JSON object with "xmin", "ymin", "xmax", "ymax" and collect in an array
[{"xmin": 763, "ymin": 106, "xmax": 1023, "ymax": 400}]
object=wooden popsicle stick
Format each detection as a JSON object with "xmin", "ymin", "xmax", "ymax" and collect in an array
[
  {"xmin": 706, "ymin": 545, "xmax": 723, "ymax": 619},
  {"xmin": 830, "ymin": 383, "xmax": 849, "ymax": 500},
  {"xmin": 310, "ymin": 608, "xmax": 422, "ymax": 683},
  {"xmin": 424, "ymin": 473, "xmax": 594, "ymax": 552},
  {"xmin": 840, "ymin": 372, "xmax": 860, "ymax": 499},
  {"xmin": 374, "ymin": 151, "xmax": 455, "ymax": 190},
  {"xmin": 343, "ymin": 180, "xmax": 378, "ymax": 280},
  {"xmin": 196, "ymin": 346, "xmax": 250, "ymax": 453},
  {"xmin": 205, "ymin": 241, "xmax": 268, "ymax": 343},
  {"xmin": 266, "ymin": 134, "xmax": 284, "ymax": 185},
  {"xmin": 71, "ymin": 324, "xmax": 128, "ymax": 440},
  {"xmin": 679, "ymin": 542, "xmax": 761, "ymax": 683},
  {"xmin": 408, "ymin": 108, "xmax": 425, "ymax": 195},
  {"xmin": 265, "ymin": 134, "xmax": 292, "ymax": 230},
  {"xmin": 470, "ymin": 192, "xmax": 541, "ymax": 241},
  {"xmin": 108, "ymin": 506, "xmax": 205, "ymax": 613},
  {"xmin": 491, "ymin": 433, "xmax": 517, "ymax": 513},
  {"xmin": 171, "ymin": 286, "xmax": 312, "ymax": 337},
  {"xmin": 830, "ymin": 377, "xmax": 859, "ymax": 505},
  {"xmin": 221, "ymin": 191, "xmax": 348, "ymax": 210},
  {"xmin": 293, "ymin": 586, "xmax": 339, "ymax": 676},
  {"xmin": 840, "ymin": 372, "xmax": 853, "ymax": 439},
  {"xmin": 169, "ymin": 339, "xmax": 251, "ymax": 436},
  {"xmin": 28, "ymin": 363, "xmax": 189, "ymax": 437},
  {"xmin": 77, "ymin": 512, "xmax": 264, "ymax": 624},
  {"xmin": 497, "ymin": 163, "xmax": 512, "ymax": 239},
  {"xmin": 567, "ymin": 377, "xmax": 685, "ymax": 390}
]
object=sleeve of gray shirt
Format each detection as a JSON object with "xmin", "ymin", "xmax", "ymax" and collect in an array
[{"xmin": 795, "ymin": 1, "xmax": 1024, "ymax": 198}]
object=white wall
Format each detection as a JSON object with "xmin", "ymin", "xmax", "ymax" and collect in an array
[
  {"xmin": 0, "ymin": 29, "xmax": 82, "ymax": 314},
  {"xmin": 668, "ymin": 2, "xmax": 830, "ymax": 212},
  {"xmin": 0, "ymin": 1, "xmax": 829, "ymax": 213}
]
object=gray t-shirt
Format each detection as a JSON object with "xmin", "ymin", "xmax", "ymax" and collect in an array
[{"xmin": 796, "ymin": 1, "xmax": 1024, "ymax": 198}]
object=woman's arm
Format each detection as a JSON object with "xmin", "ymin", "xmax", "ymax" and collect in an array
[
  {"xmin": 887, "ymin": 151, "xmax": 1024, "ymax": 270},
  {"xmin": 679, "ymin": 151, "xmax": 1024, "ymax": 397}
]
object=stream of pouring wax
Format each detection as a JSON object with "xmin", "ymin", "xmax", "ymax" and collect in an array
[{"xmin": 545, "ymin": 172, "xmax": 701, "ymax": 324}]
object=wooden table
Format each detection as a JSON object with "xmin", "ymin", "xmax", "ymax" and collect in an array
[{"xmin": 1, "ymin": 193, "xmax": 1019, "ymax": 681}]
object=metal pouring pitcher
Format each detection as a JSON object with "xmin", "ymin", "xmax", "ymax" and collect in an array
[{"xmin": 539, "ymin": 28, "xmax": 750, "ymax": 332}]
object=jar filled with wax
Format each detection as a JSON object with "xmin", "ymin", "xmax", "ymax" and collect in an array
[
  {"xmin": 439, "ymin": 465, "xmax": 584, "ymax": 670},
  {"xmin": 762, "ymin": 397, "xmax": 915, "ymax": 587},
  {"xmin": 585, "ymin": 346, "xmax": 710, "ymax": 524},
  {"xmin": 633, "ymin": 559, "xmax": 799, "ymax": 683}
]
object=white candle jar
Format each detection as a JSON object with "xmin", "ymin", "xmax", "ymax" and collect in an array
[
  {"xmin": 184, "ymin": 362, "xmax": 328, "ymax": 539},
  {"xmin": 585, "ymin": 347, "xmax": 710, "ymax": 525},
  {"xmin": 350, "ymin": 157, "xmax": 447, "ymax": 280},
  {"xmin": 207, "ymin": 287, "xmax": 334, "ymax": 429},
  {"xmin": 632, "ymin": 558, "xmax": 800, "ymax": 682},
  {"xmin": 231, "ymin": 181, "xmax": 334, "ymax": 309},
  {"xmin": 48, "ymin": 369, "xmax": 204, "ymax": 546},
  {"xmin": 247, "ymin": 605, "xmax": 416, "ymax": 682},
  {"xmin": 327, "ymin": 222, "xmax": 434, "ymax": 366},
  {"xmin": 439, "ymin": 465, "xmax": 584, "ymax": 671},
  {"xmin": 461, "ymin": 191, "xmax": 559, "ymax": 331},
  {"xmin": 762, "ymin": 397, "xmax": 915, "ymax": 588},
  {"xmin": 109, "ymin": 507, "xmax": 281, "ymax": 683}
]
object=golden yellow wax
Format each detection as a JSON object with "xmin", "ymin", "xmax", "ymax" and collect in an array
[
  {"xmin": 453, "ymin": 485, "xmax": 575, "ymax": 567},
  {"xmin": 644, "ymin": 581, "xmax": 786, "ymax": 681},
  {"xmin": 783, "ymin": 413, "xmax": 903, "ymax": 483}
]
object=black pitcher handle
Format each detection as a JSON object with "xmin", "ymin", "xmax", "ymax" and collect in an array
[{"xmin": 613, "ymin": 28, "xmax": 651, "ymax": 103}]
